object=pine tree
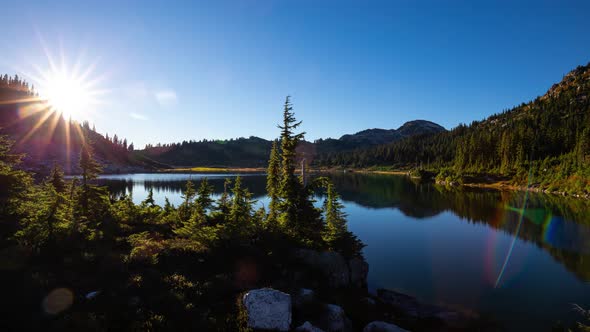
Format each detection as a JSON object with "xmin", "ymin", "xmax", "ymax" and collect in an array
[
  {"xmin": 175, "ymin": 204, "xmax": 206, "ymax": 238},
  {"xmin": 196, "ymin": 178, "xmax": 214, "ymax": 211},
  {"xmin": 178, "ymin": 180, "xmax": 196, "ymax": 222},
  {"xmin": 80, "ymin": 143, "xmax": 101, "ymax": 185},
  {"xmin": 143, "ymin": 188, "xmax": 156, "ymax": 207},
  {"xmin": 322, "ymin": 181, "xmax": 364, "ymax": 256},
  {"xmin": 213, "ymin": 178, "xmax": 232, "ymax": 221},
  {"xmin": 78, "ymin": 142, "xmax": 102, "ymax": 214},
  {"xmin": 323, "ymin": 182, "xmax": 347, "ymax": 245},
  {"xmin": 48, "ymin": 164, "xmax": 66, "ymax": 193},
  {"xmin": 266, "ymin": 140, "xmax": 281, "ymax": 226},
  {"xmin": 229, "ymin": 176, "xmax": 254, "ymax": 224},
  {"xmin": 163, "ymin": 197, "xmax": 174, "ymax": 213},
  {"xmin": 277, "ymin": 96, "xmax": 305, "ymax": 230}
]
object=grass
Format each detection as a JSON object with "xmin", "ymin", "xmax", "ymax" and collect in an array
[{"xmin": 160, "ymin": 167, "xmax": 266, "ymax": 173}]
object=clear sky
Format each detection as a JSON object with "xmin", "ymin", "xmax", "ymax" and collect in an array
[{"xmin": 1, "ymin": 0, "xmax": 589, "ymax": 148}]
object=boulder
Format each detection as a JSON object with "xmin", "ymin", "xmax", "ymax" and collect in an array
[
  {"xmin": 363, "ymin": 321, "xmax": 409, "ymax": 332},
  {"xmin": 294, "ymin": 249, "xmax": 368, "ymax": 288},
  {"xmin": 319, "ymin": 304, "xmax": 352, "ymax": 332},
  {"xmin": 294, "ymin": 288, "xmax": 315, "ymax": 308},
  {"xmin": 242, "ymin": 288, "xmax": 292, "ymax": 331},
  {"xmin": 295, "ymin": 321, "xmax": 325, "ymax": 332}
]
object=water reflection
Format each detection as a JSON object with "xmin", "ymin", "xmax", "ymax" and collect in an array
[
  {"xmin": 96, "ymin": 172, "xmax": 590, "ymax": 330},
  {"xmin": 97, "ymin": 172, "xmax": 590, "ymax": 283}
]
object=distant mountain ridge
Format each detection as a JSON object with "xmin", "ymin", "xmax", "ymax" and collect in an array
[
  {"xmin": 339, "ymin": 120, "xmax": 445, "ymax": 146},
  {"xmin": 139, "ymin": 120, "xmax": 446, "ymax": 167},
  {"xmin": 316, "ymin": 61, "xmax": 590, "ymax": 195},
  {"xmin": 0, "ymin": 77, "xmax": 447, "ymax": 170}
]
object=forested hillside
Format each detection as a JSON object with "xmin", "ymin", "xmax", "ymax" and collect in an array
[
  {"xmin": 0, "ymin": 76, "xmax": 157, "ymax": 173},
  {"xmin": 139, "ymin": 120, "xmax": 445, "ymax": 168},
  {"xmin": 316, "ymin": 62, "xmax": 590, "ymax": 194},
  {"xmin": 140, "ymin": 136, "xmax": 273, "ymax": 167}
]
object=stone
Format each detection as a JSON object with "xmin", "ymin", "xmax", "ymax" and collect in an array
[
  {"xmin": 242, "ymin": 288, "xmax": 292, "ymax": 331},
  {"xmin": 319, "ymin": 304, "xmax": 352, "ymax": 332},
  {"xmin": 363, "ymin": 321, "xmax": 410, "ymax": 332},
  {"xmin": 295, "ymin": 321, "xmax": 325, "ymax": 332},
  {"xmin": 294, "ymin": 288, "xmax": 315, "ymax": 308}
]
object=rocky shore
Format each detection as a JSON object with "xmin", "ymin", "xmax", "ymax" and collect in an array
[{"xmin": 239, "ymin": 248, "xmax": 489, "ymax": 332}]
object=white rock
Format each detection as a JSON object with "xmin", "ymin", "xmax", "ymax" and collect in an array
[
  {"xmin": 242, "ymin": 288, "xmax": 292, "ymax": 331},
  {"xmin": 363, "ymin": 321, "xmax": 410, "ymax": 332},
  {"xmin": 296, "ymin": 321, "xmax": 325, "ymax": 332}
]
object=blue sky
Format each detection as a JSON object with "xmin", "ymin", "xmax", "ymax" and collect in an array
[{"xmin": 1, "ymin": 0, "xmax": 589, "ymax": 148}]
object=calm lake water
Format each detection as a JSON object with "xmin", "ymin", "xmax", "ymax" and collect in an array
[{"xmin": 97, "ymin": 172, "xmax": 590, "ymax": 331}]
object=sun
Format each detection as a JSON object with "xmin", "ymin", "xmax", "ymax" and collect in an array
[
  {"xmin": 42, "ymin": 70, "xmax": 92, "ymax": 119},
  {"xmin": 22, "ymin": 47, "xmax": 107, "ymax": 121}
]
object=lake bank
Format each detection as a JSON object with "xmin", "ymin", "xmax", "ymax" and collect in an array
[
  {"xmin": 331, "ymin": 168, "xmax": 590, "ymax": 200},
  {"xmin": 96, "ymin": 172, "xmax": 590, "ymax": 331},
  {"xmin": 158, "ymin": 166, "xmax": 266, "ymax": 174}
]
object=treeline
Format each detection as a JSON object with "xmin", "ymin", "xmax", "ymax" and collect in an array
[
  {"xmin": 0, "ymin": 74, "xmax": 37, "ymax": 95},
  {"xmin": 0, "ymin": 97, "xmax": 362, "ymax": 330},
  {"xmin": 140, "ymin": 136, "xmax": 272, "ymax": 167},
  {"xmin": 316, "ymin": 63, "xmax": 590, "ymax": 194},
  {"xmin": 0, "ymin": 78, "xmax": 145, "ymax": 172}
]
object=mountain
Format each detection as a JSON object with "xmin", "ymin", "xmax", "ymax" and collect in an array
[
  {"xmin": 138, "ymin": 120, "xmax": 446, "ymax": 167},
  {"xmin": 339, "ymin": 120, "xmax": 445, "ymax": 146},
  {"xmin": 317, "ymin": 62, "xmax": 590, "ymax": 193},
  {"xmin": 1, "ymin": 76, "xmax": 446, "ymax": 171}
]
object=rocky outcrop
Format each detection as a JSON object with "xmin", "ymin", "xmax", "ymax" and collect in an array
[
  {"xmin": 376, "ymin": 289, "xmax": 478, "ymax": 328},
  {"xmin": 293, "ymin": 249, "xmax": 368, "ymax": 288},
  {"xmin": 363, "ymin": 321, "xmax": 410, "ymax": 332},
  {"xmin": 294, "ymin": 288, "xmax": 315, "ymax": 308},
  {"xmin": 242, "ymin": 288, "xmax": 292, "ymax": 331},
  {"xmin": 318, "ymin": 304, "xmax": 353, "ymax": 332}
]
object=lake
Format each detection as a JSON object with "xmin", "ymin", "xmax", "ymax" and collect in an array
[{"xmin": 96, "ymin": 172, "xmax": 590, "ymax": 331}]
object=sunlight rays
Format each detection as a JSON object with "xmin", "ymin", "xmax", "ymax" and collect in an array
[{"xmin": 4, "ymin": 41, "xmax": 106, "ymax": 169}]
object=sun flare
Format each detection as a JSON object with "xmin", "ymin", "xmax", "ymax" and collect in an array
[
  {"xmin": 23, "ymin": 48, "xmax": 107, "ymax": 121},
  {"xmin": 42, "ymin": 70, "xmax": 92, "ymax": 119}
]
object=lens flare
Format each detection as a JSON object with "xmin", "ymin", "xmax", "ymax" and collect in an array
[
  {"xmin": 493, "ymin": 166, "xmax": 534, "ymax": 288},
  {"xmin": 42, "ymin": 288, "xmax": 74, "ymax": 315}
]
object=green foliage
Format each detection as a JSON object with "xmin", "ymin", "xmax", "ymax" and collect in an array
[
  {"xmin": 317, "ymin": 63, "xmax": 590, "ymax": 195},
  {"xmin": 322, "ymin": 181, "xmax": 364, "ymax": 257},
  {"xmin": 178, "ymin": 180, "xmax": 196, "ymax": 222},
  {"xmin": 48, "ymin": 164, "xmax": 66, "ymax": 192},
  {"xmin": 266, "ymin": 140, "xmax": 281, "ymax": 227},
  {"xmin": 277, "ymin": 96, "xmax": 306, "ymax": 231},
  {"xmin": 0, "ymin": 133, "xmax": 32, "ymax": 219},
  {"xmin": 435, "ymin": 167, "xmax": 464, "ymax": 185},
  {"xmin": 196, "ymin": 178, "xmax": 214, "ymax": 211},
  {"xmin": 15, "ymin": 183, "xmax": 71, "ymax": 251},
  {"xmin": 0, "ymin": 95, "xmax": 365, "ymax": 331}
]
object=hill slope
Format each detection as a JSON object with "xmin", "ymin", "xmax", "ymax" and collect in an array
[
  {"xmin": 317, "ymin": 62, "xmax": 590, "ymax": 194},
  {"xmin": 139, "ymin": 120, "xmax": 446, "ymax": 167},
  {"xmin": 338, "ymin": 120, "xmax": 445, "ymax": 146},
  {"xmin": 0, "ymin": 77, "xmax": 155, "ymax": 174}
]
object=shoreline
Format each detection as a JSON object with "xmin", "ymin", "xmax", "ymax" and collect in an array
[{"xmin": 93, "ymin": 166, "xmax": 589, "ymax": 200}]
